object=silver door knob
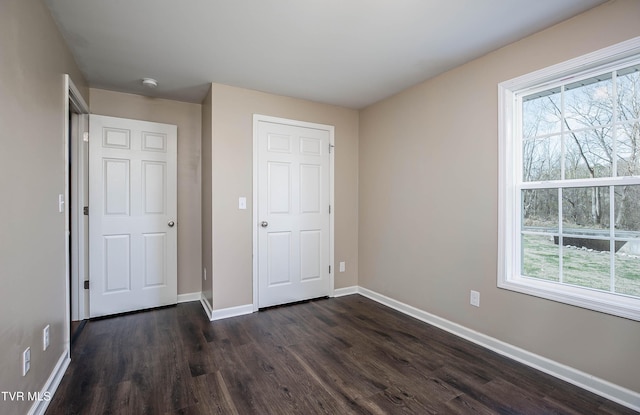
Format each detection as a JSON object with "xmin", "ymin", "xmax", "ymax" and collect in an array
[
  {"xmin": 168, "ymin": 220, "xmax": 175, "ymax": 227},
  {"xmin": 260, "ymin": 221, "xmax": 268, "ymax": 227}
]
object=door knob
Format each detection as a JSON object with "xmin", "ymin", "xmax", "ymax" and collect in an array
[
  {"xmin": 260, "ymin": 221, "xmax": 268, "ymax": 227},
  {"xmin": 168, "ymin": 220, "xmax": 175, "ymax": 227}
]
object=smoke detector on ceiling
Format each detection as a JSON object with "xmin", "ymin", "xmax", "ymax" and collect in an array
[{"xmin": 142, "ymin": 78, "xmax": 158, "ymax": 88}]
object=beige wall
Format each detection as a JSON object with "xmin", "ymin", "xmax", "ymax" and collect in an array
[
  {"xmin": 359, "ymin": 0, "xmax": 640, "ymax": 393},
  {"xmin": 201, "ymin": 87, "xmax": 213, "ymax": 306},
  {"xmin": 204, "ymin": 83, "xmax": 359, "ymax": 309},
  {"xmin": 90, "ymin": 89, "xmax": 202, "ymax": 295},
  {"xmin": 0, "ymin": 1, "xmax": 88, "ymax": 414}
]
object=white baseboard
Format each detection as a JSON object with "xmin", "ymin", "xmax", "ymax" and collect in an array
[
  {"xmin": 177, "ymin": 292, "xmax": 201, "ymax": 303},
  {"xmin": 199, "ymin": 294, "xmax": 253, "ymax": 321},
  {"xmin": 333, "ymin": 286, "xmax": 359, "ymax": 297},
  {"xmin": 356, "ymin": 286, "xmax": 640, "ymax": 412},
  {"xmin": 201, "ymin": 286, "xmax": 359, "ymax": 321},
  {"xmin": 210, "ymin": 304, "xmax": 254, "ymax": 321},
  {"xmin": 28, "ymin": 350, "xmax": 70, "ymax": 415},
  {"xmin": 200, "ymin": 295, "xmax": 213, "ymax": 320}
]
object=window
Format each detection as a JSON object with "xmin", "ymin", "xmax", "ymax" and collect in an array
[{"xmin": 498, "ymin": 37, "xmax": 640, "ymax": 321}]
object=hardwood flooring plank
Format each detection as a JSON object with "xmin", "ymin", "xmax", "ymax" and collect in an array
[
  {"xmin": 46, "ymin": 296, "xmax": 639, "ymax": 415},
  {"xmin": 150, "ymin": 355, "xmax": 197, "ymax": 412},
  {"xmin": 365, "ymin": 385, "xmax": 447, "ymax": 415},
  {"xmin": 599, "ymin": 400, "xmax": 640, "ymax": 415},
  {"xmin": 432, "ymin": 364, "xmax": 518, "ymax": 414},
  {"xmin": 268, "ymin": 302, "xmax": 356, "ymax": 350},
  {"xmin": 481, "ymin": 377, "xmax": 579, "ymax": 415},
  {"xmin": 188, "ymin": 371, "xmax": 239, "ymax": 415},
  {"xmin": 444, "ymin": 394, "xmax": 499, "ymax": 415},
  {"xmin": 239, "ymin": 308, "xmax": 308, "ymax": 348},
  {"xmin": 217, "ymin": 316, "xmax": 254, "ymax": 347},
  {"xmin": 540, "ymin": 395, "xmax": 599, "ymax": 415},
  {"xmin": 235, "ymin": 339, "xmax": 353, "ymax": 414},
  {"xmin": 289, "ymin": 348, "xmax": 378, "ymax": 415},
  {"xmin": 289, "ymin": 342, "xmax": 387, "ymax": 402}
]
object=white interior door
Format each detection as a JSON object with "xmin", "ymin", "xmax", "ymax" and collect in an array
[
  {"xmin": 257, "ymin": 119, "xmax": 332, "ymax": 308},
  {"xmin": 89, "ymin": 115, "xmax": 177, "ymax": 318}
]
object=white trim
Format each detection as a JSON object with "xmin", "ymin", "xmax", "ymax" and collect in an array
[
  {"xmin": 69, "ymin": 112, "xmax": 81, "ymax": 321},
  {"xmin": 210, "ymin": 304, "xmax": 254, "ymax": 321},
  {"xmin": 63, "ymin": 77, "xmax": 71, "ymax": 349},
  {"xmin": 499, "ymin": 36, "xmax": 640, "ymax": 94},
  {"xmin": 28, "ymin": 350, "xmax": 70, "ymax": 415},
  {"xmin": 329, "ymin": 129, "xmax": 335, "ymax": 297},
  {"xmin": 178, "ymin": 292, "xmax": 202, "ymax": 303},
  {"xmin": 498, "ymin": 36, "xmax": 640, "ymax": 322},
  {"xmin": 67, "ymin": 76, "xmax": 89, "ymax": 114},
  {"xmin": 69, "ymin": 112, "xmax": 90, "ymax": 322},
  {"xmin": 332, "ymin": 286, "xmax": 359, "ymax": 297},
  {"xmin": 252, "ymin": 116, "xmax": 259, "ymax": 311},
  {"xmin": 252, "ymin": 114, "xmax": 335, "ymax": 311},
  {"xmin": 65, "ymin": 74, "xmax": 90, "ymax": 324},
  {"xmin": 64, "ymin": 74, "xmax": 90, "ymax": 352},
  {"xmin": 200, "ymin": 294, "xmax": 213, "ymax": 320},
  {"xmin": 354, "ymin": 286, "xmax": 640, "ymax": 412},
  {"xmin": 200, "ymin": 293, "xmax": 253, "ymax": 321}
]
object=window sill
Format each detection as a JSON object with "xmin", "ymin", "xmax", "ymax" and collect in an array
[{"xmin": 498, "ymin": 276, "xmax": 640, "ymax": 322}]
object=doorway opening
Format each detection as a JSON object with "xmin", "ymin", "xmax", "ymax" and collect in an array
[{"xmin": 64, "ymin": 75, "xmax": 89, "ymax": 351}]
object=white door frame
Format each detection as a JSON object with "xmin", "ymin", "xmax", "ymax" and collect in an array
[
  {"xmin": 64, "ymin": 74, "xmax": 89, "ymax": 350},
  {"xmin": 252, "ymin": 114, "xmax": 335, "ymax": 311}
]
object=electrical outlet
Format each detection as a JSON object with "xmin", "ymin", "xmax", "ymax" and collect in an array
[
  {"xmin": 470, "ymin": 290, "xmax": 480, "ymax": 307},
  {"xmin": 23, "ymin": 347, "xmax": 31, "ymax": 376},
  {"xmin": 43, "ymin": 325, "xmax": 50, "ymax": 351},
  {"xmin": 339, "ymin": 261, "xmax": 345, "ymax": 272}
]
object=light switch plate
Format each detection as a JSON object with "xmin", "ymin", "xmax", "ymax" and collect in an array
[
  {"xmin": 58, "ymin": 194, "xmax": 65, "ymax": 213},
  {"xmin": 239, "ymin": 197, "xmax": 247, "ymax": 210}
]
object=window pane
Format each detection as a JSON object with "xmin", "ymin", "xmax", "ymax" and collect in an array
[
  {"xmin": 504, "ymin": 42, "xmax": 640, "ymax": 320},
  {"xmin": 522, "ymin": 89, "xmax": 561, "ymax": 138},
  {"xmin": 522, "ymin": 189, "xmax": 558, "ymax": 229},
  {"xmin": 562, "ymin": 187, "xmax": 610, "ymax": 232},
  {"xmin": 522, "ymin": 137, "xmax": 561, "ymax": 181},
  {"xmin": 522, "ymin": 234, "xmax": 559, "ymax": 282},
  {"xmin": 614, "ymin": 185, "xmax": 640, "ymax": 238},
  {"xmin": 617, "ymin": 65, "xmax": 640, "ymax": 122},
  {"xmin": 617, "ymin": 123, "xmax": 640, "ymax": 176},
  {"xmin": 616, "ymin": 246, "xmax": 640, "ymax": 297},
  {"xmin": 562, "ymin": 243, "xmax": 611, "ymax": 291},
  {"xmin": 565, "ymin": 75, "xmax": 613, "ymax": 130},
  {"xmin": 564, "ymin": 129, "xmax": 613, "ymax": 179}
]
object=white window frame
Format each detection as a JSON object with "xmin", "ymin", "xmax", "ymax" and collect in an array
[{"xmin": 498, "ymin": 36, "xmax": 640, "ymax": 322}]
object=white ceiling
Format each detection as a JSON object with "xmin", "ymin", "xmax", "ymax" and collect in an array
[{"xmin": 44, "ymin": 0, "xmax": 607, "ymax": 109}]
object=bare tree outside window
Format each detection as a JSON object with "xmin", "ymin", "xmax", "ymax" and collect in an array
[{"xmin": 520, "ymin": 64, "xmax": 640, "ymax": 297}]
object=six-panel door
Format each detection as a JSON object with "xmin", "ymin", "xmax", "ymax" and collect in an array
[
  {"xmin": 257, "ymin": 121, "xmax": 331, "ymax": 308},
  {"xmin": 89, "ymin": 115, "xmax": 177, "ymax": 318}
]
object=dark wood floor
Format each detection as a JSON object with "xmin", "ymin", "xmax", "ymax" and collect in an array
[{"xmin": 46, "ymin": 295, "xmax": 637, "ymax": 415}]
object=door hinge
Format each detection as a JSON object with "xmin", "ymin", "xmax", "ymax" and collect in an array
[
  {"xmin": 329, "ymin": 143, "xmax": 335, "ymax": 153},
  {"xmin": 83, "ymin": 132, "xmax": 89, "ymax": 142},
  {"xmin": 329, "ymin": 205, "xmax": 331, "ymax": 214},
  {"xmin": 84, "ymin": 280, "xmax": 90, "ymax": 290},
  {"xmin": 83, "ymin": 206, "xmax": 89, "ymax": 216},
  {"xmin": 329, "ymin": 265, "xmax": 331, "ymax": 274}
]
